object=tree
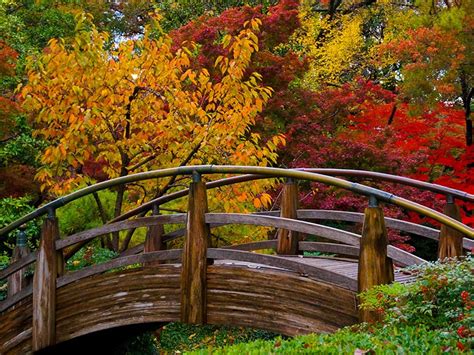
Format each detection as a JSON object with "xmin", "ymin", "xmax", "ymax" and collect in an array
[{"xmin": 20, "ymin": 14, "xmax": 283, "ymax": 251}]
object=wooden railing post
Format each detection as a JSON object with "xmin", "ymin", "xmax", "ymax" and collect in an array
[
  {"xmin": 144, "ymin": 205, "xmax": 166, "ymax": 266},
  {"xmin": 7, "ymin": 225, "xmax": 30, "ymax": 297},
  {"xmin": 32, "ymin": 209, "xmax": 59, "ymax": 351},
  {"xmin": 276, "ymin": 179, "xmax": 299, "ymax": 255},
  {"xmin": 180, "ymin": 172, "xmax": 210, "ymax": 325},
  {"xmin": 438, "ymin": 195, "xmax": 464, "ymax": 259},
  {"xmin": 358, "ymin": 196, "xmax": 394, "ymax": 323}
]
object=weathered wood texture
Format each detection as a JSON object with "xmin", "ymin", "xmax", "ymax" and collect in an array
[
  {"xmin": 260, "ymin": 209, "xmax": 474, "ymax": 250},
  {"xmin": 0, "ymin": 250, "xmax": 421, "ymax": 354},
  {"xmin": 55, "ymin": 267, "xmax": 181, "ymax": 343},
  {"xmin": 438, "ymin": 203, "xmax": 464, "ymax": 259},
  {"xmin": 207, "ymin": 265, "xmax": 358, "ymax": 335},
  {"xmin": 208, "ymin": 248, "xmax": 357, "ymax": 291},
  {"xmin": 277, "ymin": 181, "xmax": 299, "ymax": 255},
  {"xmin": 7, "ymin": 244, "xmax": 29, "ymax": 297},
  {"xmin": 32, "ymin": 216, "xmax": 59, "ymax": 351},
  {"xmin": 144, "ymin": 210, "xmax": 166, "ymax": 266},
  {"xmin": 223, "ymin": 240, "xmax": 277, "ymax": 251},
  {"xmin": 180, "ymin": 181, "xmax": 210, "ymax": 324},
  {"xmin": 205, "ymin": 213, "xmax": 360, "ymax": 246},
  {"xmin": 0, "ymin": 266, "xmax": 181, "ymax": 354},
  {"xmin": 298, "ymin": 242, "xmax": 359, "ymax": 257},
  {"xmin": 0, "ymin": 296, "xmax": 33, "ymax": 354},
  {"xmin": 358, "ymin": 207, "xmax": 394, "ymax": 323},
  {"xmin": 58, "ymin": 214, "xmax": 186, "ymax": 251},
  {"xmin": 0, "ymin": 263, "xmax": 359, "ymax": 353}
]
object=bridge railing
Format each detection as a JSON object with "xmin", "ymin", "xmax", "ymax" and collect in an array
[{"xmin": 0, "ymin": 165, "xmax": 473, "ymax": 351}]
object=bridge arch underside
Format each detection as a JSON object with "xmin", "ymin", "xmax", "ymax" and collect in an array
[{"xmin": 1, "ymin": 264, "xmax": 357, "ymax": 354}]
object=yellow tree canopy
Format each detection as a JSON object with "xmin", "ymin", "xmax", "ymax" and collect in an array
[{"xmin": 21, "ymin": 15, "xmax": 282, "ymax": 199}]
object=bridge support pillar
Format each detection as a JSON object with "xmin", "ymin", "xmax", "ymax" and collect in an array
[
  {"xmin": 7, "ymin": 225, "xmax": 30, "ymax": 297},
  {"xmin": 180, "ymin": 173, "xmax": 210, "ymax": 324},
  {"xmin": 277, "ymin": 179, "xmax": 299, "ymax": 255},
  {"xmin": 32, "ymin": 213, "xmax": 59, "ymax": 352},
  {"xmin": 438, "ymin": 197, "xmax": 464, "ymax": 260},
  {"xmin": 358, "ymin": 197, "xmax": 394, "ymax": 323}
]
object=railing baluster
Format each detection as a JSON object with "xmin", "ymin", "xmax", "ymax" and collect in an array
[
  {"xmin": 358, "ymin": 196, "xmax": 394, "ymax": 323},
  {"xmin": 144, "ymin": 205, "xmax": 166, "ymax": 266},
  {"xmin": 32, "ymin": 209, "xmax": 59, "ymax": 351},
  {"xmin": 438, "ymin": 195, "xmax": 464, "ymax": 259},
  {"xmin": 7, "ymin": 225, "xmax": 29, "ymax": 298},
  {"xmin": 276, "ymin": 178, "xmax": 299, "ymax": 255},
  {"xmin": 180, "ymin": 172, "xmax": 210, "ymax": 324}
]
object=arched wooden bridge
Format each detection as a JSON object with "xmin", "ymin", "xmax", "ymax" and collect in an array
[{"xmin": 0, "ymin": 166, "xmax": 473, "ymax": 354}]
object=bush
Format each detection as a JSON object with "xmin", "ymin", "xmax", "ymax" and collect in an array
[
  {"xmin": 360, "ymin": 255, "xmax": 473, "ymax": 351},
  {"xmin": 66, "ymin": 246, "xmax": 117, "ymax": 271},
  {"xmin": 0, "ymin": 196, "xmax": 41, "ymax": 253},
  {"xmin": 188, "ymin": 325, "xmax": 461, "ymax": 354},
  {"xmin": 0, "ymin": 254, "xmax": 9, "ymax": 301}
]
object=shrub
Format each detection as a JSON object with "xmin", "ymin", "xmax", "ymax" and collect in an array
[
  {"xmin": 0, "ymin": 196, "xmax": 41, "ymax": 253},
  {"xmin": 360, "ymin": 255, "xmax": 474, "ymax": 351},
  {"xmin": 185, "ymin": 256, "xmax": 473, "ymax": 354},
  {"xmin": 66, "ymin": 246, "xmax": 117, "ymax": 271},
  {"xmin": 188, "ymin": 324, "xmax": 461, "ymax": 354}
]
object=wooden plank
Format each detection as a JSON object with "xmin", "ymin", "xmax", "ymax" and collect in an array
[
  {"xmin": 205, "ymin": 213, "xmax": 361, "ymax": 246},
  {"xmin": 299, "ymin": 242, "xmax": 359, "ymax": 256},
  {"xmin": 438, "ymin": 202, "xmax": 464, "ymax": 259},
  {"xmin": 57, "ymin": 250, "xmax": 182, "ymax": 288},
  {"xmin": 207, "ymin": 265, "xmax": 358, "ymax": 336},
  {"xmin": 223, "ymin": 240, "xmax": 277, "ymax": 251},
  {"xmin": 0, "ymin": 284, "xmax": 32, "ymax": 313},
  {"xmin": 7, "ymin": 244, "xmax": 30, "ymax": 298},
  {"xmin": 144, "ymin": 209, "xmax": 166, "ymax": 266},
  {"xmin": 180, "ymin": 181, "xmax": 209, "ymax": 324},
  {"xmin": 32, "ymin": 216, "xmax": 59, "ymax": 351},
  {"xmin": 358, "ymin": 206, "xmax": 394, "ymax": 323},
  {"xmin": 0, "ymin": 252, "xmax": 36, "ymax": 282},
  {"xmin": 277, "ymin": 181, "xmax": 299, "ymax": 255},
  {"xmin": 207, "ymin": 248, "xmax": 357, "ymax": 291},
  {"xmin": 387, "ymin": 245, "xmax": 425, "ymax": 266},
  {"xmin": 55, "ymin": 266, "xmax": 181, "ymax": 345},
  {"xmin": 56, "ymin": 214, "xmax": 185, "ymax": 251}
]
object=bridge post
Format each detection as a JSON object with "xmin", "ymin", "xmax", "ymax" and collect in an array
[
  {"xmin": 276, "ymin": 178, "xmax": 299, "ymax": 255},
  {"xmin": 358, "ymin": 196, "xmax": 394, "ymax": 323},
  {"xmin": 32, "ymin": 209, "xmax": 60, "ymax": 351},
  {"xmin": 7, "ymin": 225, "xmax": 30, "ymax": 297},
  {"xmin": 180, "ymin": 172, "xmax": 210, "ymax": 324},
  {"xmin": 438, "ymin": 195, "xmax": 464, "ymax": 260},
  {"xmin": 144, "ymin": 205, "xmax": 166, "ymax": 266}
]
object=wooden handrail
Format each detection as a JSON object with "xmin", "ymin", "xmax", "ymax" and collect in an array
[{"xmin": 2, "ymin": 166, "xmax": 473, "ymax": 238}]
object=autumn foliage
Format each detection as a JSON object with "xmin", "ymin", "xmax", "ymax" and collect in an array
[{"xmin": 1, "ymin": 0, "xmax": 473, "ymax": 254}]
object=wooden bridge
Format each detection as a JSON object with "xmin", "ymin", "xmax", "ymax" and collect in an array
[{"xmin": 0, "ymin": 166, "xmax": 473, "ymax": 354}]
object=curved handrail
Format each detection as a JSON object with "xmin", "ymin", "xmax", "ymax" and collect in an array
[
  {"xmin": 1, "ymin": 165, "xmax": 473, "ymax": 238},
  {"xmin": 112, "ymin": 169, "xmax": 474, "ymax": 223}
]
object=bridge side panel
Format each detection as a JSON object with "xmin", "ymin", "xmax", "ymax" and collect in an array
[
  {"xmin": 207, "ymin": 265, "xmax": 358, "ymax": 335},
  {"xmin": 1, "ymin": 263, "xmax": 358, "ymax": 353},
  {"xmin": 55, "ymin": 266, "xmax": 181, "ymax": 343},
  {"xmin": 0, "ymin": 298, "xmax": 33, "ymax": 354}
]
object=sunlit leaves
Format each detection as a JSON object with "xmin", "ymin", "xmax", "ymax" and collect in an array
[{"xmin": 21, "ymin": 15, "xmax": 277, "ymax": 199}]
